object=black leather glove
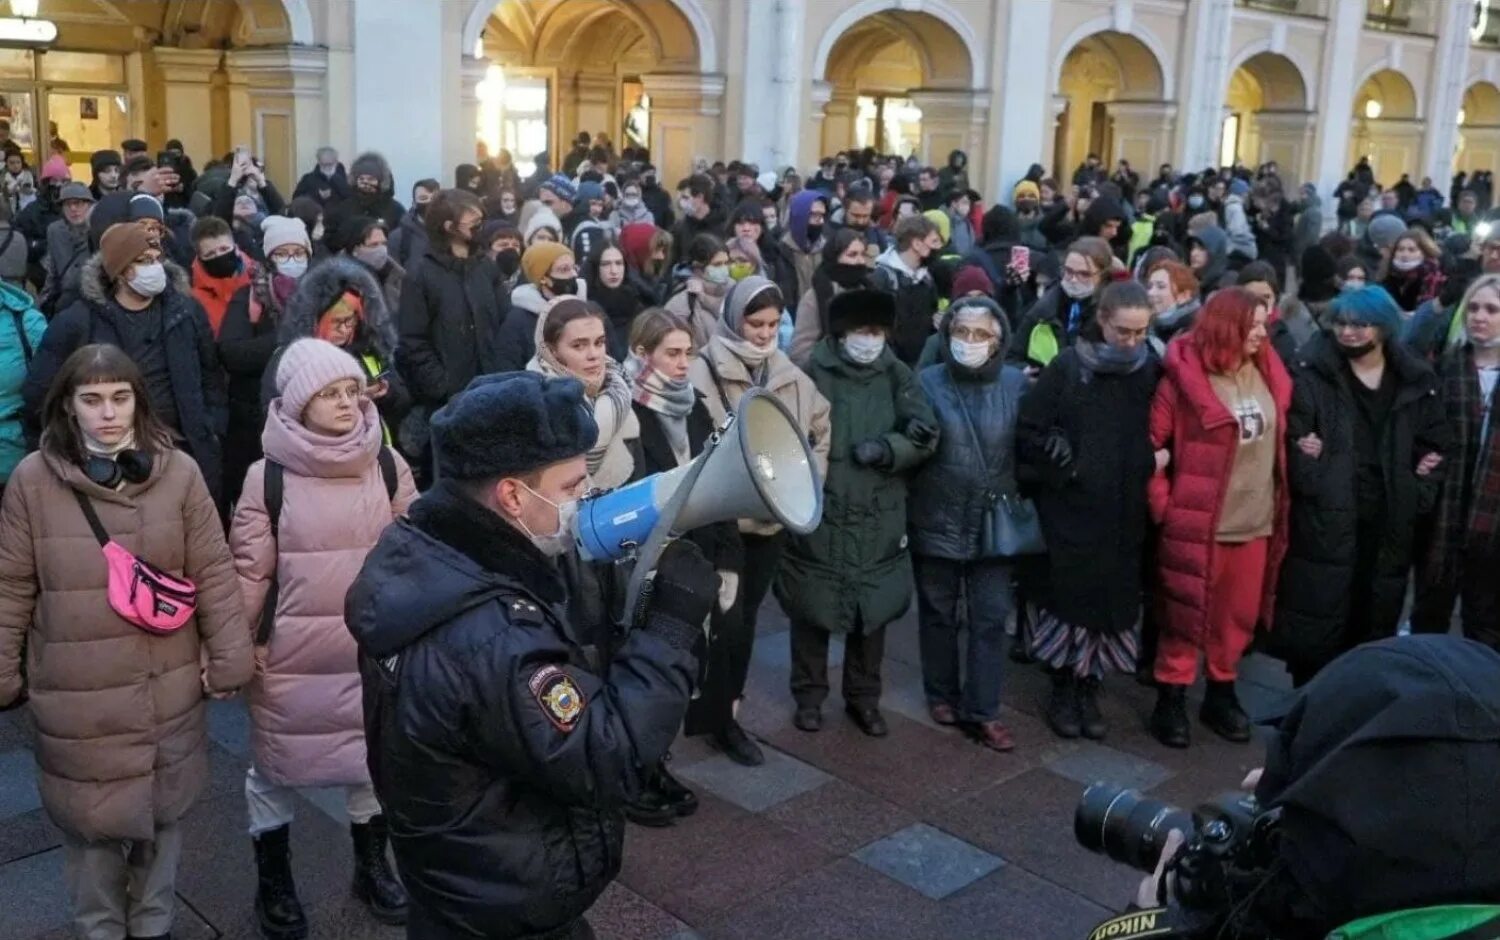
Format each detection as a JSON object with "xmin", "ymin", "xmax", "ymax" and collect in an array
[
  {"xmin": 852, "ymin": 438, "xmax": 893, "ymax": 468},
  {"xmin": 904, "ymin": 418, "xmax": 938, "ymax": 448},
  {"xmin": 1044, "ymin": 429, "xmax": 1073, "ymax": 469},
  {"xmin": 643, "ymin": 539, "xmax": 718, "ymax": 649}
]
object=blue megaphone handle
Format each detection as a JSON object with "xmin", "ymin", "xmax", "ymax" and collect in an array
[{"xmin": 573, "ymin": 475, "xmax": 666, "ymax": 563}]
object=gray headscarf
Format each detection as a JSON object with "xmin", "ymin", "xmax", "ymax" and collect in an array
[{"xmin": 714, "ymin": 274, "xmax": 781, "ymax": 383}]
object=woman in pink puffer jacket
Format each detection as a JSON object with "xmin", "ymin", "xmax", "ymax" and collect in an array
[{"xmin": 229, "ymin": 338, "xmax": 417, "ymax": 936}]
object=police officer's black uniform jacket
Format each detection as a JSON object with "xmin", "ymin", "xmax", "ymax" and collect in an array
[{"xmin": 346, "ymin": 480, "xmax": 700, "ymax": 939}]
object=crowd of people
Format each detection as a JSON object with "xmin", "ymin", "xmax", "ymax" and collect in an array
[{"xmin": 0, "ymin": 128, "xmax": 1498, "ymax": 939}]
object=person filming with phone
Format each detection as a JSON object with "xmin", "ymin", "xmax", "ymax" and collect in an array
[{"xmin": 346, "ymin": 371, "xmax": 715, "ymax": 940}]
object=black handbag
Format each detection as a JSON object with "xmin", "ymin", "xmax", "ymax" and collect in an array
[{"xmin": 953, "ymin": 391, "xmax": 1046, "ymax": 558}]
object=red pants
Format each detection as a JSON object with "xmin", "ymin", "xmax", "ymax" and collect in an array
[{"xmin": 1155, "ymin": 537, "xmax": 1267, "ymax": 685}]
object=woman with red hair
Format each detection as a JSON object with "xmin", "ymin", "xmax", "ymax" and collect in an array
[{"xmin": 1147, "ymin": 287, "xmax": 1292, "ymax": 748}]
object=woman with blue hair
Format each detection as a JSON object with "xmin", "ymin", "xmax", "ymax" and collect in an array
[{"xmin": 1270, "ymin": 285, "xmax": 1449, "ymax": 685}]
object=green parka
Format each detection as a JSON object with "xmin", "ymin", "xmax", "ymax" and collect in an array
[{"xmin": 775, "ymin": 336, "xmax": 937, "ymax": 634}]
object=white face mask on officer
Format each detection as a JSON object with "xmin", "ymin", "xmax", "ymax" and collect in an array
[{"xmin": 515, "ymin": 480, "xmax": 578, "ymax": 557}]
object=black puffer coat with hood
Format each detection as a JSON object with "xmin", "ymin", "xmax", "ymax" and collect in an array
[
  {"xmin": 259, "ymin": 257, "xmax": 409, "ymax": 432},
  {"xmin": 342, "ymin": 152, "xmax": 406, "ymax": 231},
  {"xmin": 1186, "ymin": 226, "xmax": 1230, "ymax": 299}
]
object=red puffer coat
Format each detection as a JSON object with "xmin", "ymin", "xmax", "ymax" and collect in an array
[{"xmin": 1148, "ymin": 337, "xmax": 1292, "ymax": 648}]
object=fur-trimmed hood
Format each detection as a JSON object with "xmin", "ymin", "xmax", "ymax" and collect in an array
[
  {"xmin": 78, "ymin": 252, "xmax": 191, "ymax": 308},
  {"xmin": 276, "ymin": 256, "xmax": 397, "ymax": 361}
]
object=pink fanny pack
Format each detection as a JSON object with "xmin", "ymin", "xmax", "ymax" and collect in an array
[{"xmin": 73, "ymin": 489, "xmax": 198, "ymax": 634}]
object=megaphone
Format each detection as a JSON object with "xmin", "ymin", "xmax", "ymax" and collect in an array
[{"xmin": 571, "ymin": 388, "xmax": 823, "ymax": 614}]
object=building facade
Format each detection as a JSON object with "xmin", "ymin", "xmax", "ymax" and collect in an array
[{"xmin": 19, "ymin": 0, "xmax": 1500, "ymax": 209}]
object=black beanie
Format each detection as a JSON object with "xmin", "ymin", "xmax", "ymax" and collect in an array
[
  {"xmin": 430, "ymin": 372, "xmax": 599, "ymax": 481},
  {"xmin": 828, "ymin": 288, "xmax": 896, "ymax": 337},
  {"xmin": 90, "ymin": 149, "xmax": 122, "ymax": 174},
  {"xmin": 331, "ymin": 214, "xmax": 382, "ymax": 255}
]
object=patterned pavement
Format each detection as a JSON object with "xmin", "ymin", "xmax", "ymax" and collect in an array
[{"xmin": 0, "ymin": 595, "xmax": 1294, "ymax": 940}]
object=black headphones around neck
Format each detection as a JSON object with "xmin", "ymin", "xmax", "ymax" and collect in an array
[{"xmin": 83, "ymin": 450, "xmax": 153, "ymax": 489}]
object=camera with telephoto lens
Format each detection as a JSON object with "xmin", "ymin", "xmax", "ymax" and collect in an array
[{"xmin": 1074, "ymin": 783, "xmax": 1283, "ymax": 939}]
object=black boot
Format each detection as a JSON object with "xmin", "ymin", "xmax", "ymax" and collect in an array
[
  {"xmin": 253, "ymin": 825, "xmax": 308, "ymax": 940},
  {"xmin": 1045, "ymin": 670, "xmax": 1081, "ymax": 739},
  {"xmin": 623, "ymin": 768, "xmax": 678, "ymax": 827},
  {"xmin": 352, "ymin": 815, "xmax": 409, "ymax": 926},
  {"xmin": 1077, "ymin": 677, "xmax": 1107, "ymax": 740},
  {"xmin": 655, "ymin": 758, "xmax": 699, "ymax": 817},
  {"xmin": 1199, "ymin": 680, "xmax": 1251, "ymax": 743},
  {"xmin": 1150, "ymin": 684, "xmax": 1191, "ymax": 749}
]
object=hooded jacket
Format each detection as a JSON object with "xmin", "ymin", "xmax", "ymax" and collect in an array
[
  {"xmin": 1148, "ymin": 337, "xmax": 1293, "ymax": 650},
  {"xmin": 0, "ymin": 448, "xmax": 251, "ymax": 841},
  {"xmin": 230, "ymin": 398, "xmax": 416, "ymax": 788},
  {"xmin": 388, "ymin": 206, "xmax": 429, "ymax": 270},
  {"xmin": 910, "ymin": 303, "xmax": 1028, "ymax": 560},
  {"xmin": 1223, "ymin": 194, "xmax": 1259, "ymax": 260},
  {"xmin": 779, "ymin": 190, "xmax": 828, "ymax": 302},
  {"xmin": 345, "ymin": 481, "xmax": 697, "ymax": 939},
  {"xmin": 292, "ymin": 160, "xmax": 352, "ymax": 207},
  {"xmin": 397, "ymin": 246, "xmax": 510, "ymax": 405},
  {"xmin": 23, "ymin": 256, "xmax": 227, "ymax": 498},
  {"xmin": 871, "ymin": 245, "xmax": 939, "ymax": 367},
  {"xmin": 344, "ymin": 152, "xmax": 405, "ymax": 230},
  {"xmin": 1187, "ymin": 226, "xmax": 1230, "ymax": 298},
  {"xmin": 261, "ymin": 257, "xmax": 410, "ymax": 433},
  {"xmin": 775, "ymin": 336, "xmax": 937, "ymax": 634},
  {"xmin": 0, "ymin": 283, "xmax": 44, "ymax": 482}
]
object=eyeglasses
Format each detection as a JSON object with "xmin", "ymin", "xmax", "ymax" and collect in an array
[
  {"xmin": 952, "ymin": 327, "xmax": 998, "ymax": 343},
  {"xmin": 270, "ymin": 247, "xmax": 310, "ymax": 263},
  {"xmin": 313, "ymin": 384, "xmax": 361, "ymax": 403}
]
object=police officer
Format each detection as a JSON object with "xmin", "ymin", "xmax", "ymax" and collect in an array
[{"xmin": 347, "ymin": 371, "xmax": 714, "ymax": 940}]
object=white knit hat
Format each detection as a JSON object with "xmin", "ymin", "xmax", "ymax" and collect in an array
[
  {"xmin": 523, "ymin": 207, "xmax": 563, "ymax": 245},
  {"xmin": 275, "ymin": 338, "xmax": 365, "ymax": 420},
  {"xmin": 261, "ymin": 214, "xmax": 310, "ymax": 257}
]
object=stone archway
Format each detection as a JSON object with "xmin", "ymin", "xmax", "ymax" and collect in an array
[
  {"xmin": 1223, "ymin": 52, "xmax": 1312, "ymax": 183},
  {"xmin": 813, "ymin": 6, "xmax": 981, "ymax": 169},
  {"xmin": 1052, "ymin": 30, "xmax": 1171, "ymax": 184},
  {"xmin": 1457, "ymin": 81, "xmax": 1500, "ymax": 174},
  {"xmin": 468, "ymin": 0, "xmax": 718, "ymax": 181},
  {"xmin": 1350, "ymin": 68, "xmax": 1421, "ymax": 182}
]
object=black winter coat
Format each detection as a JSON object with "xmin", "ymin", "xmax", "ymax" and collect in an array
[
  {"xmin": 291, "ymin": 165, "xmax": 352, "ymax": 207},
  {"xmin": 1017, "ymin": 347, "xmax": 1160, "ymax": 634},
  {"xmin": 346, "ymin": 482, "xmax": 697, "ymax": 940},
  {"xmin": 218, "ymin": 271, "xmax": 283, "ymax": 452},
  {"xmin": 396, "ymin": 248, "xmax": 509, "ymax": 405},
  {"xmin": 22, "ymin": 256, "xmax": 226, "ymax": 497},
  {"xmin": 909, "ymin": 354, "xmax": 1028, "ymax": 560},
  {"xmin": 1269, "ymin": 333, "xmax": 1449, "ymax": 673}
]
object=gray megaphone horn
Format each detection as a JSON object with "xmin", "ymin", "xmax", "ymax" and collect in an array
[{"xmin": 571, "ymin": 387, "xmax": 823, "ymax": 616}]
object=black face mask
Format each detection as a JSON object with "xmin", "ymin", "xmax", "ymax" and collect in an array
[
  {"xmin": 494, "ymin": 247, "xmax": 520, "ymax": 277},
  {"xmin": 1337, "ymin": 338, "xmax": 1378, "ymax": 359},
  {"xmin": 200, "ymin": 252, "xmax": 240, "ymax": 279},
  {"xmin": 549, "ymin": 276, "xmax": 577, "ymax": 296},
  {"xmin": 828, "ymin": 262, "xmax": 869, "ymax": 288},
  {"xmin": 804, "ymin": 223, "xmax": 823, "ymax": 244}
]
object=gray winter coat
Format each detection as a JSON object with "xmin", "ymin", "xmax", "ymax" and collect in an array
[{"xmin": 909, "ymin": 313, "xmax": 1028, "ymax": 560}]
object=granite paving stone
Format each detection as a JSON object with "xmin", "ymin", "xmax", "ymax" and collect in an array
[
  {"xmin": 673, "ymin": 743, "xmax": 833, "ymax": 812},
  {"xmin": 704, "ymin": 856, "xmax": 936, "ymax": 940},
  {"xmin": 587, "ymin": 880, "xmax": 693, "ymax": 940},
  {"xmin": 1044, "ymin": 742, "xmax": 1174, "ymax": 791},
  {"xmin": 851, "ymin": 822, "xmax": 1005, "ymax": 900},
  {"xmin": 763, "ymin": 778, "xmax": 916, "ymax": 855}
]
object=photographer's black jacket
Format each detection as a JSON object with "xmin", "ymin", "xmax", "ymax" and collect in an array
[{"xmin": 346, "ymin": 482, "xmax": 698, "ymax": 939}]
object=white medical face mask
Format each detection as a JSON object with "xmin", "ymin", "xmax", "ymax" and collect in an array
[
  {"xmin": 1391, "ymin": 256, "xmax": 1422, "ymax": 272},
  {"xmin": 842, "ymin": 332, "xmax": 885, "ymax": 364},
  {"xmin": 950, "ymin": 338, "xmax": 993, "ymax": 368},
  {"xmin": 516, "ymin": 480, "xmax": 578, "ymax": 557},
  {"xmin": 127, "ymin": 262, "xmax": 167, "ymax": 297}
]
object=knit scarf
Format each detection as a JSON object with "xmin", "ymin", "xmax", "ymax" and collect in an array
[
  {"xmin": 626, "ymin": 355, "xmax": 696, "ymax": 418},
  {"xmin": 1074, "ymin": 337, "xmax": 1149, "ymax": 375}
]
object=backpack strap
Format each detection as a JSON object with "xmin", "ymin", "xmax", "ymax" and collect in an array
[
  {"xmin": 70, "ymin": 489, "xmax": 110, "ymax": 547},
  {"xmin": 698, "ymin": 351, "xmax": 735, "ymax": 415},
  {"xmin": 255, "ymin": 461, "xmax": 285, "ymax": 646},
  {"xmin": 377, "ymin": 446, "xmax": 397, "ymax": 502}
]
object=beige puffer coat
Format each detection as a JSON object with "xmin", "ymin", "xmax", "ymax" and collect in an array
[
  {"xmin": 231, "ymin": 399, "xmax": 415, "ymax": 788},
  {"xmin": 688, "ymin": 337, "xmax": 831, "ymax": 536},
  {"xmin": 0, "ymin": 448, "xmax": 251, "ymax": 842}
]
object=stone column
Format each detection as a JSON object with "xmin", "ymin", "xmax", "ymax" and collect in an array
[
  {"xmin": 736, "ymin": 0, "xmax": 803, "ymax": 172},
  {"xmin": 1106, "ymin": 102, "xmax": 1179, "ymax": 176},
  {"xmin": 352, "ymin": 0, "xmax": 447, "ymax": 198},
  {"xmin": 223, "ymin": 46, "xmax": 329, "ymax": 190},
  {"xmin": 908, "ymin": 89, "xmax": 988, "ymax": 174},
  {"xmin": 805, "ymin": 80, "xmax": 833, "ymax": 170},
  {"xmin": 1252, "ymin": 111, "xmax": 1317, "ymax": 186},
  {"xmin": 1310, "ymin": 0, "xmax": 1364, "ymax": 216},
  {"xmin": 820, "ymin": 86, "xmax": 859, "ymax": 159},
  {"xmin": 638, "ymin": 72, "xmax": 726, "ymax": 185},
  {"xmin": 989, "ymin": 0, "xmax": 1053, "ymax": 202},
  {"xmin": 152, "ymin": 48, "xmax": 222, "ymax": 164},
  {"xmin": 1173, "ymin": 0, "xmax": 1235, "ymax": 171},
  {"xmin": 1421, "ymin": 0, "xmax": 1473, "ymax": 185},
  {"xmin": 1047, "ymin": 95, "xmax": 1069, "ymax": 181},
  {"xmin": 455, "ymin": 55, "xmax": 487, "ymax": 170}
]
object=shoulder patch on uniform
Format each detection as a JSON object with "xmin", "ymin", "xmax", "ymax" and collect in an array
[{"xmin": 528, "ymin": 665, "xmax": 586, "ymax": 732}]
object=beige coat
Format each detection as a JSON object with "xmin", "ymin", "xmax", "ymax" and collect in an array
[
  {"xmin": 688, "ymin": 337, "xmax": 831, "ymax": 536},
  {"xmin": 0, "ymin": 449, "xmax": 251, "ymax": 842}
]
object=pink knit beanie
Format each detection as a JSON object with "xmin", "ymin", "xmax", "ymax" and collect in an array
[{"xmin": 275, "ymin": 338, "xmax": 365, "ymax": 420}]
